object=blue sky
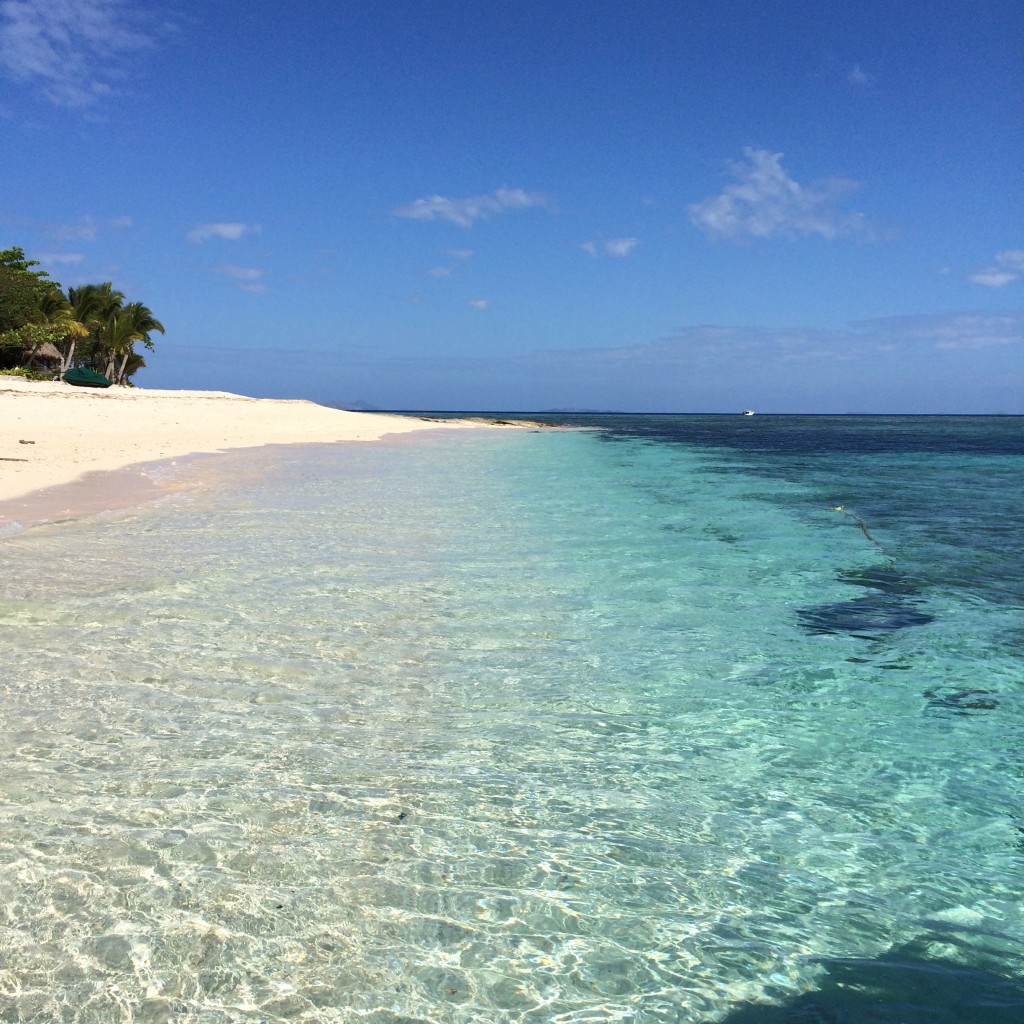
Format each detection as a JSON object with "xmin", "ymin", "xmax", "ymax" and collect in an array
[{"xmin": 2, "ymin": 0, "xmax": 1021, "ymax": 412}]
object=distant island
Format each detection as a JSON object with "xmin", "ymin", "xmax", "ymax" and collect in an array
[{"xmin": 540, "ymin": 408, "xmax": 620, "ymax": 414}]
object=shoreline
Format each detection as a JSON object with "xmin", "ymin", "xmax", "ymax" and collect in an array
[{"xmin": 0, "ymin": 377, "xmax": 507, "ymax": 528}]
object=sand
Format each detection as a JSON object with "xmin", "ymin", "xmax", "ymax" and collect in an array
[{"xmin": 0, "ymin": 376, "xmax": 494, "ymax": 524}]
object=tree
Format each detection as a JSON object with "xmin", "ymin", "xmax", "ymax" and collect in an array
[
  {"xmin": 31, "ymin": 288, "xmax": 89, "ymax": 365},
  {"xmin": 0, "ymin": 247, "xmax": 50, "ymax": 277},
  {"xmin": 0, "ymin": 247, "xmax": 64, "ymax": 369},
  {"xmin": 73, "ymin": 288, "xmax": 164, "ymax": 385},
  {"xmin": 0, "ymin": 269, "xmax": 44, "ymax": 336},
  {"xmin": 0, "ymin": 246, "xmax": 57, "ymax": 335},
  {"xmin": 108, "ymin": 301, "xmax": 164, "ymax": 384},
  {"xmin": 65, "ymin": 282, "xmax": 125, "ymax": 374},
  {"xmin": 1, "ymin": 248, "xmax": 165, "ymax": 382}
]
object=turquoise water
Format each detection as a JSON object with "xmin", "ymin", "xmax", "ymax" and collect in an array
[{"xmin": 1, "ymin": 417, "xmax": 1022, "ymax": 1022}]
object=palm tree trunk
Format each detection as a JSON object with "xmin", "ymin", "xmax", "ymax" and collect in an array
[{"xmin": 61, "ymin": 338, "xmax": 76, "ymax": 374}]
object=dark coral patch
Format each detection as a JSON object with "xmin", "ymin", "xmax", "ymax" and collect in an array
[
  {"xmin": 798, "ymin": 593, "xmax": 934, "ymax": 637},
  {"xmin": 924, "ymin": 687, "xmax": 1000, "ymax": 715}
]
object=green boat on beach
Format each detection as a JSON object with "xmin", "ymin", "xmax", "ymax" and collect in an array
[{"xmin": 63, "ymin": 367, "xmax": 112, "ymax": 388}]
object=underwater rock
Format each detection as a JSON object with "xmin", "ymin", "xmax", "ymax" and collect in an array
[
  {"xmin": 797, "ymin": 593, "xmax": 934, "ymax": 637},
  {"xmin": 924, "ymin": 687, "xmax": 1000, "ymax": 714}
]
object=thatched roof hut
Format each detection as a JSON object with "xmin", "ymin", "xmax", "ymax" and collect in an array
[{"xmin": 27, "ymin": 342, "xmax": 63, "ymax": 365}]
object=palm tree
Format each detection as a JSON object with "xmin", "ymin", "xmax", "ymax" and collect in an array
[
  {"xmin": 64, "ymin": 282, "xmax": 125, "ymax": 374},
  {"xmin": 32, "ymin": 289, "xmax": 88, "ymax": 370},
  {"xmin": 98, "ymin": 301, "xmax": 165, "ymax": 384}
]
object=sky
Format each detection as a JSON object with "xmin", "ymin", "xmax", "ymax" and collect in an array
[{"xmin": 1, "ymin": 0, "xmax": 1022, "ymax": 412}]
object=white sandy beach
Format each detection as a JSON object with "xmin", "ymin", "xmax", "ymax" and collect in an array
[{"xmin": 0, "ymin": 376, "xmax": 492, "ymax": 521}]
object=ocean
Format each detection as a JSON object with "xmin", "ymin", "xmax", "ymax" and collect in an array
[{"xmin": 1, "ymin": 414, "xmax": 1022, "ymax": 1023}]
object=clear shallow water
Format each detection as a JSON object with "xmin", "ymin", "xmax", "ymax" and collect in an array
[{"xmin": 0, "ymin": 417, "xmax": 1022, "ymax": 1023}]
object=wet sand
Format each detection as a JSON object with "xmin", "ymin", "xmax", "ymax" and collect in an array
[{"xmin": 0, "ymin": 377, "xmax": 495, "ymax": 526}]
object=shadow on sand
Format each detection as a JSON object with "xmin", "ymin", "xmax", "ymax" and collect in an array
[{"xmin": 720, "ymin": 944, "xmax": 1024, "ymax": 1023}]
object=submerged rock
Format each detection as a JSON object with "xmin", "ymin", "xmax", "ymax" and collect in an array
[
  {"xmin": 797, "ymin": 593, "xmax": 934, "ymax": 637},
  {"xmin": 924, "ymin": 687, "xmax": 1000, "ymax": 714}
]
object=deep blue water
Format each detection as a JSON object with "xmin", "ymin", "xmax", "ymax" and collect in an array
[{"xmin": 0, "ymin": 414, "xmax": 1021, "ymax": 1022}]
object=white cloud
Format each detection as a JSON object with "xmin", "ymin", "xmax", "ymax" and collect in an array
[
  {"xmin": 444, "ymin": 248, "xmax": 474, "ymax": 260},
  {"xmin": 605, "ymin": 237, "xmax": 640, "ymax": 258},
  {"xmin": 969, "ymin": 249, "xmax": 1024, "ymax": 287},
  {"xmin": 188, "ymin": 222, "xmax": 260, "ymax": 244},
  {"xmin": 970, "ymin": 269, "xmax": 1018, "ymax": 288},
  {"xmin": 581, "ymin": 238, "xmax": 640, "ymax": 258},
  {"xmin": 0, "ymin": 0, "xmax": 157, "ymax": 107},
  {"xmin": 468, "ymin": 298, "xmax": 490, "ymax": 310},
  {"xmin": 428, "ymin": 266, "xmax": 452, "ymax": 279},
  {"xmin": 687, "ymin": 147, "xmax": 873, "ymax": 241},
  {"xmin": 393, "ymin": 187, "xmax": 553, "ymax": 227}
]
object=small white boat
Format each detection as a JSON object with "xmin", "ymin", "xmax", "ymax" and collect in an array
[{"xmin": 742, "ymin": 409, "xmax": 755, "ymax": 416}]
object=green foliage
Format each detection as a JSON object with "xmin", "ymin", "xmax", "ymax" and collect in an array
[
  {"xmin": 0, "ymin": 246, "xmax": 52, "ymax": 281},
  {"xmin": 0, "ymin": 246, "xmax": 60, "ymax": 334},
  {"xmin": 0, "ymin": 366, "xmax": 52, "ymax": 381},
  {"xmin": 0, "ymin": 322, "xmax": 72, "ymax": 348},
  {"xmin": 0, "ymin": 269, "xmax": 47, "ymax": 333},
  {"xmin": 0, "ymin": 322, "xmax": 68, "ymax": 371},
  {"xmin": 68, "ymin": 282, "xmax": 125, "ymax": 328},
  {"xmin": 0, "ymin": 247, "xmax": 166, "ymax": 383}
]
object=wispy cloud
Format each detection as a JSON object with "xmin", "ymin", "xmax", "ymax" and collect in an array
[
  {"xmin": 36, "ymin": 252, "xmax": 85, "ymax": 266},
  {"xmin": 49, "ymin": 216, "xmax": 99, "ymax": 242},
  {"xmin": 188, "ymin": 222, "xmax": 260, "ymax": 244},
  {"xmin": 687, "ymin": 147, "xmax": 874, "ymax": 242},
  {"xmin": 581, "ymin": 238, "xmax": 640, "ymax": 258},
  {"xmin": 213, "ymin": 264, "xmax": 266, "ymax": 293},
  {"xmin": 0, "ymin": 0, "xmax": 158, "ymax": 107},
  {"xmin": 214, "ymin": 265, "xmax": 263, "ymax": 281},
  {"xmin": 848, "ymin": 63, "xmax": 873, "ymax": 87},
  {"xmin": 393, "ymin": 187, "xmax": 553, "ymax": 227},
  {"xmin": 538, "ymin": 313, "xmax": 1024, "ymax": 371},
  {"xmin": 468, "ymin": 298, "xmax": 490, "ymax": 310},
  {"xmin": 427, "ymin": 247, "xmax": 474, "ymax": 279},
  {"xmin": 497, "ymin": 313, "xmax": 1023, "ymax": 412},
  {"xmin": 44, "ymin": 214, "xmax": 134, "ymax": 243},
  {"xmin": 969, "ymin": 249, "xmax": 1024, "ymax": 287},
  {"xmin": 857, "ymin": 312, "xmax": 1024, "ymax": 350},
  {"xmin": 35, "ymin": 214, "xmax": 136, "ymax": 247},
  {"xmin": 605, "ymin": 237, "xmax": 640, "ymax": 258}
]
